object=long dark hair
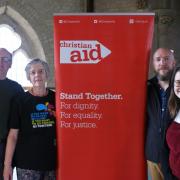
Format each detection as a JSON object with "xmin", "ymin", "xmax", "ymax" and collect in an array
[{"xmin": 168, "ymin": 65, "xmax": 180, "ymax": 118}]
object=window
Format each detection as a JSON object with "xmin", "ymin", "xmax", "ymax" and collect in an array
[{"xmin": 0, "ymin": 24, "xmax": 31, "ymax": 87}]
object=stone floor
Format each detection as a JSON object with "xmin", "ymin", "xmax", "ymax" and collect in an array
[{"xmin": 13, "ymin": 168, "xmax": 17, "ymax": 180}]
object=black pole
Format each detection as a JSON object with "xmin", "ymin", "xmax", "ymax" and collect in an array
[{"xmin": 86, "ymin": 0, "xmax": 94, "ymax": 12}]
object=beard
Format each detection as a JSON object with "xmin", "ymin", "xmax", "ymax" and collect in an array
[{"xmin": 155, "ymin": 69, "xmax": 173, "ymax": 81}]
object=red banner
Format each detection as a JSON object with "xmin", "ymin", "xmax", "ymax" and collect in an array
[{"xmin": 54, "ymin": 13, "xmax": 154, "ymax": 180}]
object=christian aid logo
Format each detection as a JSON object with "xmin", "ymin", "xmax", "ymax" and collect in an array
[{"xmin": 60, "ymin": 40, "xmax": 111, "ymax": 64}]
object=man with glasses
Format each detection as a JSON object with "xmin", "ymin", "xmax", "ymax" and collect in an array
[
  {"xmin": 0, "ymin": 48, "xmax": 24, "ymax": 178},
  {"xmin": 145, "ymin": 48, "xmax": 176, "ymax": 180}
]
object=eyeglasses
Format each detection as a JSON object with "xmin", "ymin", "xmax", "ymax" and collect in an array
[
  {"xmin": 174, "ymin": 81, "xmax": 180, "ymax": 87},
  {"xmin": 0, "ymin": 57, "xmax": 11, "ymax": 62}
]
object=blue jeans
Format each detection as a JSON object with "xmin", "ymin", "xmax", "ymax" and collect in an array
[{"xmin": 16, "ymin": 168, "xmax": 56, "ymax": 180}]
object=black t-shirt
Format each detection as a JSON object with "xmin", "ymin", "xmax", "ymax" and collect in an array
[
  {"xmin": 10, "ymin": 90, "xmax": 56, "ymax": 171},
  {"xmin": 0, "ymin": 78, "xmax": 23, "ymax": 139}
]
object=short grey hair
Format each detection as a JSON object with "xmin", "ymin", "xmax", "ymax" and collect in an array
[
  {"xmin": 0, "ymin": 48, "xmax": 12, "ymax": 61},
  {"xmin": 25, "ymin": 58, "xmax": 50, "ymax": 81}
]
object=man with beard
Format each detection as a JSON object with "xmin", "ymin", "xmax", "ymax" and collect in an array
[{"xmin": 145, "ymin": 48, "xmax": 176, "ymax": 180}]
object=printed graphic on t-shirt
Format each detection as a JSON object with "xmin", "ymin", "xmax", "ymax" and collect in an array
[{"xmin": 30, "ymin": 102, "xmax": 55, "ymax": 128}]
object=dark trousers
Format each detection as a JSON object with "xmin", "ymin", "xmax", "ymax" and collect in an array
[
  {"xmin": 16, "ymin": 168, "xmax": 56, "ymax": 180},
  {"xmin": 0, "ymin": 141, "xmax": 6, "ymax": 180}
]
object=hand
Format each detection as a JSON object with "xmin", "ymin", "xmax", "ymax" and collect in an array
[{"xmin": 3, "ymin": 165, "xmax": 13, "ymax": 180}]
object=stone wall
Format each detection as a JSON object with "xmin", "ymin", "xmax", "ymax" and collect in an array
[
  {"xmin": 0, "ymin": 0, "xmax": 86, "ymax": 87},
  {"xmin": 0, "ymin": 0, "xmax": 180, "ymax": 86}
]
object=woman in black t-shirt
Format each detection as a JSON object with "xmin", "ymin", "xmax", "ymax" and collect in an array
[{"xmin": 3, "ymin": 59, "xmax": 56, "ymax": 180}]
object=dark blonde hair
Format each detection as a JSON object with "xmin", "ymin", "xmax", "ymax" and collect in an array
[{"xmin": 168, "ymin": 64, "xmax": 180, "ymax": 118}]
